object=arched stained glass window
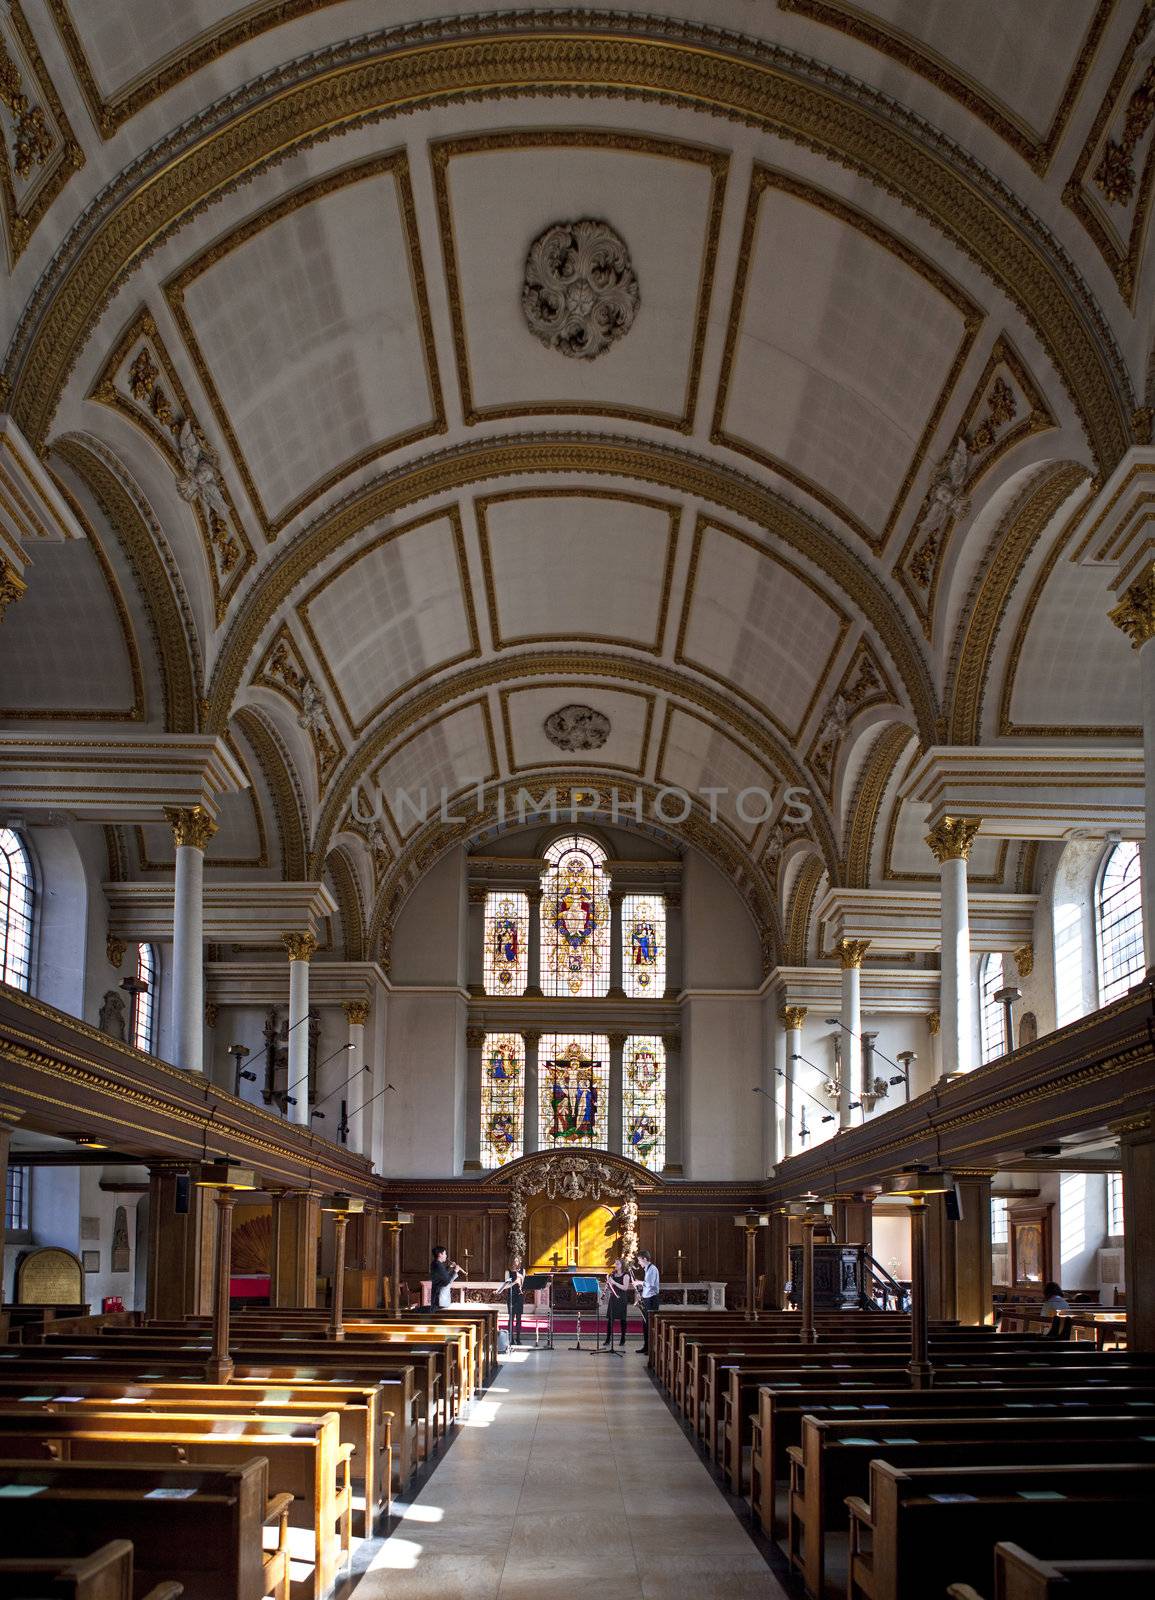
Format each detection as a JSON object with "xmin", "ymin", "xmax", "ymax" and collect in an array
[
  {"xmin": 979, "ymin": 952, "xmax": 1006, "ymax": 1064},
  {"xmin": 483, "ymin": 892, "xmax": 528, "ymax": 995},
  {"xmin": 539, "ymin": 1033, "xmax": 609, "ymax": 1150},
  {"xmin": 130, "ymin": 943, "xmax": 157, "ymax": 1053},
  {"xmin": 1097, "ymin": 840, "xmax": 1145, "ymax": 1003},
  {"xmin": 480, "ymin": 1032, "xmax": 524, "ymax": 1167},
  {"xmin": 0, "ymin": 828, "xmax": 33, "ymax": 991},
  {"xmin": 623, "ymin": 1035, "xmax": 665, "ymax": 1170},
  {"xmin": 622, "ymin": 894, "xmax": 665, "ymax": 998},
  {"xmin": 540, "ymin": 835, "xmax": 610, "ymax": 997}
]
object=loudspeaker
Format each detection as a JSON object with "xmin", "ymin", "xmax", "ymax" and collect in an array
[
  {"xmin": 944, "ymin": 1183, "xmax": 964, "ymax": 1223},
  {"xmin": 174, "ymin": 1174, "xmax": 190, "ymax": 1215}
]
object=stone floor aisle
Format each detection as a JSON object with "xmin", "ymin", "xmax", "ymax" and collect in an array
[{"xmin": 351, "ymin": 1343, "xmax": 789, "ymax": 1600}]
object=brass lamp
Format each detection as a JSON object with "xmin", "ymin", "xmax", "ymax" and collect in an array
[
  {"xmin": 196, "ymin": 1157, "xmax": 259, "ymax": 1381},
  {"xmin": 733, "ymin": 1211, "xmax": 770, "ymax": 1321},
  {"xmin": 321, "ymin": 1193, "xmax": 366, "ymax": 1339},
  {"xmin": 380, "ymin": 1206, "xmax": 414, "ymax": 1317}
]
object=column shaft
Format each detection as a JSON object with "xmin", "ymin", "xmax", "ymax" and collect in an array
[
  {"xmin": 146, "ymin": 1165, "xmax": 215, "ymax": 1320},
  {"xmin": 525, "ymin": 891, "xmax": 543, "ymax": 996},
  {"xmin": 608, "ymin": 1032, "xmax": 626, "ymax": 1155},
  {"xmin": 283, "ymin": 931, "xmax": 316, "ymax": 1126},
  {"xmin": 1119, "ymin": 1113, "xmax": 1155, "ymax": 1353},
  {"xmin": 926, "ymin": 819, "xmax": 982, "ymax": 1078},
  {"xmin": 782, "ymin": 1009, "xmax": 806, "ymax": 1157},
  {"xmin": 662, "ymin": 1032, "xmax": 683, "ymax": 1175},
  {"xmin": 523, "ymin": 1032, "xmax": 540, "ymax": 1155},
  {"xmin": 205, "ymin": 1192, "xmax": 235, "ymax": 1382},
  {"xmin": 343, "ymin": 1001, "xmax": 370, "ymax": 1154},
  {"xmin": 165, "ymin": 806, "xmax": 216, "ymax": 1073},
  {"xmin": 665, "ymin": 891, "xmax": 683, "ymax": 998},
  {"xmin": 464, "ymin": 1027, "xmax": 484, "ymax": 1172},
  {"xmin": 1143, "ymin": 637, "xmax": 1155, "ymax": 961},
  {"xmin": 608, "ymin": 891, "xmax": 625, "ymax": 998},
  {"xmin": 271, "ymin": 1190, "xmax": 321, "ymax": 1307},
  {"xmin": 467, "ymin": 887, "xmax": 486, "ymax": 994},
  {"xmin": 836, "ymin": 941, "xmax": 868, "ymax": 1129}
]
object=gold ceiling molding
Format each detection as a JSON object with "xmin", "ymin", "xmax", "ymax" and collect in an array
[
  {"xmin": 295, "ymin": 503, "xmax": 479, "ymax": 738},
  {"xmin": 778, "ymin": 0, "xmax": 1116, "ymax": 176},
  {"xmin": 997, "ymin": 480, "xmax": 1140, "ymax": 740},
  {"xmin": 841, "ymin": 721, "xmax": 916, "ymax": 890},
  {"xmin": 895, "ymin": 334, "xmax": 1057, "ymax": 639},
  {"xmin": 89, "ymin": 306, "xmax": 255, "ymax": 624},
  {"xmin": 711, "ymin": 163, "xmax": 982, "ymax": 554},
  {"xmin": 251, "ymin": 622, "xmax": 345, "ymax": 793},
  {"xmin": 325, "ymin": 844, "xmax": 366, "ymax": 964},
  {"xmin": 0, "ymin": 469, "xmax": 146, "ymax": 724},
  {"xmin": 162, "ymin": 149, "xmax": 446, "ymax": 542},
  {"xmin": 430, "ymin": 128, "xmax": 727, "ymax": 434},
  {"xmin": 497, "ymin": 680, "xmax": 657, "ymax": 778},
  {"xmin": 203, "ymin": 435, "xmax": 938, "ymax": 743},
  {"xmin": 783, "ymin": 852, "xmax": 825, "ymax": 966},
  {"xmin": 0, "ymin": 4, "xmax": 83, "ymax": 266},
  {"xmin": 43, "ymin": 0, "xmax": 350, "ymax": 138},
  {"xmin": 947, "ymin": 460, "xmax": 1094, "ymax": 744},
  {"xmin": 51, "ymin": 436, "xmax": 199, "ymax": 735},
  {"xmin": 1016, "ymin": 842, "xmax": 1041, "ymax": 898},
  {"xmin": 674, "ymin": 511, "xmax": 853, "ymax": 743},
  {"xmin": 1, "ymin": 25, "xmax": 1132, "ymax": 474},
  {"xmin": 1064, "ymin": 1, "xmax": 1155, "ymax": 306},
  {"xmin": 805, "ymin": 635, "xmax": 899, "ymax": 805},
  {"xmin": 476, "ymin": 487, "xmax": 680, "ymax": 655},
  {"xmin": 231, "ymin": 705, "xmax": 308, "ymax": 880}
]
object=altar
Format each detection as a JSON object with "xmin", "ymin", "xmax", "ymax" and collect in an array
[{"xmin": 421, "ymin": 1276, "xmax": 727, "ymax": 1310}]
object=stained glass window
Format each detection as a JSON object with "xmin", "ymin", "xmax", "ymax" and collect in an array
[
  {"xmin": 483, "ymin": 892, "xmax": 528, "ymax": 995},
  {"xmin": 1097, "ymin": 840, "xmax": 1145, "ymax": 1003},
  {"xmin": 540, "ymin": 835, "xmax": 610, "ymax": 997},
  {"xmin": 622, "ymin": 894, "xmax": 665, "ymax": 998},
  {"xmin": 623, "ymin": 1035, "xmax": 666, "ymax": 1170},
  {"xmin": 130, "ymin": 943, "xmax": 157, "ymax": 1053},
  {"xmin": 480, "ymin": 1032, "xmax": 524, "ymax": 1168},
  {"xmin": 539, "ymin": 1033, "xmax": 609, "ymax": 1150},
  {"xmin": 0, "ymin": 827, "xmax": 33, "ymax": 991}
]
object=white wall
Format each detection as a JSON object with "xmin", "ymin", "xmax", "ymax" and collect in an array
[
  {"xmin": 681, "ymin": 849, "xmax": 761, "ymax": 989},
  {"xmin": 390, "ymin": 849, "xmax": 466, "ymax": 987},
  {"xmin": 682, "ymin": 994, "xmax": 763, "ymax": 1179},
  {"xmin": 383, "ymin": 991, "xmax": 467, "ymax": 1177}
]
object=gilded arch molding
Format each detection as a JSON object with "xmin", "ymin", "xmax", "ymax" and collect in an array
[{"xmin": 1, "ymin": 21, "xmax": 1133, "ymax": 472}]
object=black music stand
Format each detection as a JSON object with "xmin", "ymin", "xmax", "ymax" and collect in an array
[
  {"xmin": 588, "ymin": 1272, "xmax": 624, "ymax": 1358},
  {"xmin": 522, "ymin": 1273, "xmax": 551, "ymax": 1350},
  {"xmin": 569, "ymin": 1275, "xmax": 600, "ymax": 1350}
]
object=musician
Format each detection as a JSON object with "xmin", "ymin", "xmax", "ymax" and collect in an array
[
  {"xmin": 636, "ymin": 1249, "xmax": 660, "ymax": 1355},
  {"xmin": 503, "ymin": 1254, "xmax": 527, "ymax": 1345},
  {"xmin": 602, "ymin": 1257, "xmax": 632, "ymax": 1347},
  {"xmin": 430, "ymin": 1245, "xmax": 463, "ymax": 1310}
]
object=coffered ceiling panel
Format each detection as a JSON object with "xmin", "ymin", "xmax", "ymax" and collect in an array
[
  {"xmin": 165, "ymin": 154, "xmax": 441, "ymax": 536},
  {"xmin": 1005, "ymin": 561, "xmax": 1139, "ymax": 735},
  {"xmin": 676, "ymin": 518, "xmax": 849, "ymax": 740},
  {"xmin": 298, "ymin": 508, "xmax": 477, "ymax": 736},
  {"xmin": 47, "ymin": 0, "xmax": 241, "ymax": 98},
  {"xmin": 432, "ymin": 132, "xmax": 726, "ymax": 429},
  {"xmin": 656, "ymin": 706, "xmax": 775, "ymax": 847},
  {"xmin": 500, "ymin": 684, "xmax": 654, "ymax": 775},
  {"xmin": 477, "ymin": 490, "xmax": 678, "ymax": 652},
  {"xmin": 372, "ymin": 699, "xmax": 497, "ymax": 840},
  {"xmin": 714, "ymin": 171, "xmax": 978, "ymax": 550}
]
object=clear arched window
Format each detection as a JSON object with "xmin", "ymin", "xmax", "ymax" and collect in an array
[
  {"xmin": 130, "ymin": 943, "xmax": 157, "ymax": 1053},
  {"xmin": 0, "ymin": 828, "xmax": 34, "ymax": 991},
  {"xmin": 540, "ymin": 835, "xmax": 610, "ymax": 997},
  {"xmin": 623, "ymin": 1035, "xmax": 666, "ymax": 1170},
  {"xmin": 539, "ymin": 1034, "xmax": 610, "ymax": 1149},
  {"xmin": 1097, "ymin": 840, "xmax": 1145, "ymax": 1003},
  {"xmin": 979, "ymin": 952, "xmax": 1006, "ymax": 1064},
  {"xmin": 483, "ymin": 892, "xmax": 528, "ymax": 995},
  {"xmin": 622, "ymin": 895, "xmax": 666, "ymax": 998},
  {"xmin": 480, "ymin": 1032, "xmax": 524, "ymax": 1168}
]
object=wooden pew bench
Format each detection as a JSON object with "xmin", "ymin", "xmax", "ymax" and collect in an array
[
  {"xmin": 0, "ymin": 1458, "xmax": 290, "ymax": 1600},
  {"xmin": 947, "ymin": 1541, "xmax": 1155, "ymax": 1599},
  {"xmin": 0, "ymin": 1541, "xmax": 181, "ymax": 1600},
  {"xmin": 0, "ymin": 1409, "xmax": 349, "ymax": 1600},
  {"xmin": 846, "ymin": 1459, "xmax": 1155, "ymax": 1600}
]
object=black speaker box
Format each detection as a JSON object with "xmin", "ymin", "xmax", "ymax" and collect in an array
[
  {"xmin": 174, "ymin": 1173, "xmax": 190, "ymax": 1214},
  {"xmin": 944, "ymin": 1183, "xmax": 964, "ymax": 1222}
]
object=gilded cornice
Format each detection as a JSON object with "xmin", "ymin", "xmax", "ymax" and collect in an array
[
  {"xmin": 0, "ymin": 4, "xmax": 83, "ymax": 266},
  {"xmin": 842, "ymin": 721, "xmax": 915, "ymax": 889},
  {"xmin": 0, "ymin": 18, "xmax": 1132, "ymax": 474},
  {"xmin": 784, "ymin": 853, "xmax": 825, "ymax": 965}
]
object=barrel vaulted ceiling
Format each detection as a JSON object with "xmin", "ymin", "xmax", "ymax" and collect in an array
[{"xmin": 1, "ymin": 0, "xmax": 1153, "ymax": 968}]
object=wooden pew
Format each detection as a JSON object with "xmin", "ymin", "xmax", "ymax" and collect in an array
[
  {"xmin": 947, "ymin": 1541, "xmax": 1155, "ymax": 1599},
  {"xmin": 790, "ymin": 1413, "xmax": 1155, "ymax": 1599},
  {"xmin": 0, "ymin": 1378, "xmax": 389, "ymax": 1537},
  {"xmin": 0, "ymin": 1409, "xmax": 348, "ymax": 1600},
  {"xmin": 0, "ymin": 1541, "xmax": 181, "ymax": 1600},
  {"xmin": 845, "ymin": 1459, "xmax": 1155, "ymax": 1600},
  {"xmin": 0, "ymin": 1458, "xmax": 290, "ymax": 1600},
  {"xmin": 749, "ymin": 1377, "xmax": 1155, "ymax": 1535}
]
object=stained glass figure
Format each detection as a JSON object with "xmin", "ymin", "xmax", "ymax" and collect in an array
[
  {"xmin": 540, "ymin": 835, "xmax": 610, "ymax": 997},
  {"xmin": 623, "ymin": 1035, "xmax": 666, "ymax": 1170},
  {"xmin": 622, "ymin": 893, "xmax": 666, "ymax": 998},
  {"xmin": 483, "ymin": 892, "xmax": 528, "ymax": 995},
  {"xmin": 480, "ymin": 1032, "xmax": 524, "ymax": 1167},
  {"xmin": 539, "ymin": 1033, "xmax": 610, "ymax": 1149}
]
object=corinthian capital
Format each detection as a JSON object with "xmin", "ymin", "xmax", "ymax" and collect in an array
[
  {"xmin": 1108, "ymin": 562, "xmax": 1155, "ymax": 649},
  {"xmin": 281, "ymin": 930, "xmax": 317, "ymax": 963},
  {"xmin": 925, "ymin": 815, "xmax": 982, "ymax": 863},
  {"xmin": 0, "ymin": 558, "xmax": 27, "ymax": 623},
  {"xmin": 164, "ymin": 804, "xmax": 218, "ymax": 851},
  {"xmin": 835, "ymin": 938, "xmax": 871, "ymax": 969},
  {"xmin": 343, "ymin": 999, "xmax": 370, "ymax": 1027},
  {"xmin": 779, "ymin": 1005, "xmax": 807, "ymax": 1030}
]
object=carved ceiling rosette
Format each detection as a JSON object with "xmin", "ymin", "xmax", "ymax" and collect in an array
[
  {"xmin": 522, "ymin": 220, "xmax": 639, "ymax": 359},
  {"xmin": 544, "ymin": 704, "xmax": 611, "ymax": 751}
]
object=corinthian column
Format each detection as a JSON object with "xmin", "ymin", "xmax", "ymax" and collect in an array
[
  {"xmin": 282, "ymin": 930, "xmax": 317, "ymax": 1125},
  {"xmin": 342, "ymin": 1000, "xmax": 370, "ymax": 1153},
  {"xmin": 835, "ymin": 939, "xmax": 870, "ymax": 1129},
  {"xmin": 163, "ymin": 805, "xmax": 217, "ymax": 1073},
  {"xmin": 780, "ymin": 1005, "xmax": 806, "ymax": 1157},
  {"xmin": 1109, "ymin": 564, "xmax": 1155, "ymax": 964},
  {"xmin": 925, "ymin": 817, "xmax": 982, "ymax": 1076}
]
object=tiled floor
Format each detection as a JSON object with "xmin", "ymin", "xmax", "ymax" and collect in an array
[{"xmin": 350, "ymin": 1343, "xmax": 789, "ymax": 1600}]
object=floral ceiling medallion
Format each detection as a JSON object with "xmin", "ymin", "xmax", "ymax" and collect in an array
[
  {"xmin": 544, "ymin": 704, "xmax": 611, "ymax": 751},
  {"xmin": 522, "ymin": 220, "xmax": 639, "ymax": 359}
]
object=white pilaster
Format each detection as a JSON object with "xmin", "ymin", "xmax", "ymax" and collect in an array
[
  {"xmin": 282, "ymin": 931, "xmax": 316, "ymax": 1125},
  {"xmin": 343, "ymin": 1000, "xmax": 370, "ymax": 1153},
  {"xmin": 781, "ymin": 1005, "xmax": 806, "ymax": 1157},
  {"xmin": 926, "ymin": 818, "xmax": 982, "ymax": 1076},
  {"xmin": 836, "ymin": 940, "xmax": 869, "ymax": 1128},
  {"xmin": 164, "ymin": 806, "xmax": 216, "ymax": 1072}
]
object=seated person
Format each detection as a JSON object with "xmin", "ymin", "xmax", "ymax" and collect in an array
[{"xmin": 1040, "ymin": 1279, "xmax": 1070, "ymax": 1314}]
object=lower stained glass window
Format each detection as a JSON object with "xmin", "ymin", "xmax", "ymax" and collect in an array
[
  {"xmin": 481, "ymin": 1032, "xmax": 524, "ymax": 1167},
  {"xmin": 623, "ymin": 1035, "xmax": 666, "ymax": 1170},
  {"xmin": 539, "ymin": 1033, "xmax": 609, "ymax": 1150}
]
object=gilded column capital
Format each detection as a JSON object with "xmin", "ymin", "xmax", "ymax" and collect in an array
[
  {"xmin": 164, "ymin": 803, "xmax": 218, "ymax": 851},
  {"xmin": 522, "ymin": 1029, "xmax": 542, "ymax": 1048},
  {"xmin": 1108, "ymin": 562, "xmax": 1155, "ymax": 648},
  {"xmin": 779, "ymin": 1005, "xmax": 807, "ymax": 1030},
  {"xmin": 607, "ymin": 1031, "xmax": 629, "ymax": 1051},
  {"xmin": 925, "ymin": 815, "xmax": 982, "ymax": 862},
  {"xmin": 662, "ymin": 1031, "xmax": 681, "ymax": 1051},
  {"xmin": 106, "ymin": 935, "xmax": 127, "ymax": 969},
  {"xmin": 927, "ymin": 1010, "xmax": 941, "ymax": 1036},
  {"xmin": 281, "ymin": 929, "xmax": 317, "ymax": 963},
  {"xmin": 466, "ymin": 1026, "xmax": 486, "ymax": 1049},
  {"xmin": 467, "ymin": 883, "xmax": 488, "ymax": 904},
  {"xmin": 1013, "ymin": 943, "xmax": 1034, "ymax": 978},
  {"xmin": 343, "ymin": 999, "xmax": 370, "ymax": 1027},
  {"xmin": 836, "ymin": 937, "xmax": 871, "ymax": 969},
  {"xmin": 0, "ymin": 557, "xmax": 28, "ymax": 622}
]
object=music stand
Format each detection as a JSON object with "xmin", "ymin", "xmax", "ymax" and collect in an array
[
  {"xmin": 569, "ymin": 1275, "xmax": 600, "ymax": 1350},
  {"xmin": 588, "ymin": 1271, "xmax": 623, "ymax": 1358},
  {"xmin": 522, "ymin": 1273, "xmax": 551, "ymax": 1350}
]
